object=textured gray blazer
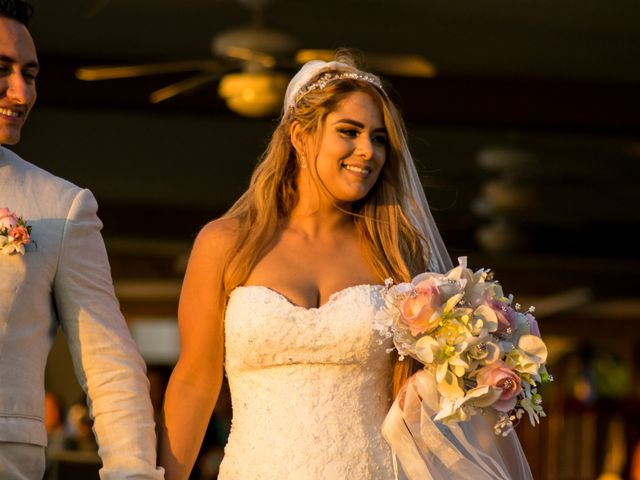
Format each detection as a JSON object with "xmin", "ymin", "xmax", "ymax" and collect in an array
[{"xmin": 0, "ymin": 147, "xmax": 163, "ymax": 478}]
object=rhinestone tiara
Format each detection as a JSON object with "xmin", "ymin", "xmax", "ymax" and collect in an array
[{"xmin": 294, "ymin": 70, "xmax": 384, "ymax": 106}]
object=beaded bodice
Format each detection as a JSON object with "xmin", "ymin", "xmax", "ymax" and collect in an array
[{"xmin": 219, "ymin": 284, "xmax": 395, "ymax": 480}]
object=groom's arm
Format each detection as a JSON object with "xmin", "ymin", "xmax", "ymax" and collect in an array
[{"xmin": 53, "ymin": 188, "xmax": 164, "ymax": 480}]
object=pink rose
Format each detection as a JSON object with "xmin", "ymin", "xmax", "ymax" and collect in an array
[
  {"xmin": 490, "ymin": 300, "xmax": 517, "ymax": 334},
  {"xmin": 400, "ymin": 280, "xmax": 441, "ymax": 336},
  {"xmin": 0, "ymin": 208, "xmax": 18, "ymax": 230},
  {"xmin": 476, "ymin": 361, "xmax": 522, "ymax": 412},
  {"xmin": 9, "ymin": 225, "xmax": 30, "ymax": 244}
]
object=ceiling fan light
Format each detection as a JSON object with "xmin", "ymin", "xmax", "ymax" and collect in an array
[{"xmin": 218, "ymin": 72, "xmax": 289, "ymax": 118}]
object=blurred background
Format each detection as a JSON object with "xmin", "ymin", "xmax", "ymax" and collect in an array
[{"xmin": 15, "ymin": 0, "xmax": 640, "ymax": 478}]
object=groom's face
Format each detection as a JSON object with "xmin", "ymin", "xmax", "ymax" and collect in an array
[{"xmin": 0, "ymin": 16, "xmax": 38, "ymax": 145}]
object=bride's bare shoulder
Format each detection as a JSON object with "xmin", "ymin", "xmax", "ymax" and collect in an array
[
  {"xmin": 199, "ymin": 217, "xmax": 240, "ymax": 241},
  {"xmin": 190, "ymin": 217, "xmax": 240, "ymax": 260}
]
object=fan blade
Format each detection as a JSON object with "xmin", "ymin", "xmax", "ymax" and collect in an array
[
  {"xmin": 223, "ymin": 46, "xmax": 277, "ymax": 68},
  {"xmin": 149, "ymin": 72, "xmax": 220, "ymax": 104},
  {"xmin": 295, "ymin": 49, "xmax": 436, "ymax": 78},
  {"xmin": 364, "ymin": 53, "xmax": 437, "ymax": 78},
  {"xmin": 295, "ymin": 49, "xmax": 336, "ymax": 64},
  {"xmin": 76, "ymin": 60, "xmax": 225, "ymax": 81}
]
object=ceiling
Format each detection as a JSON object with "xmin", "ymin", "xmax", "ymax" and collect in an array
[{"xmin": 28, "ymin": 0, "xmax": 640, "ymax": 82}]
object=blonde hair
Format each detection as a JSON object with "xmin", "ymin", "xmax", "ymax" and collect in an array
[{"xmin": 222, "ymin": 54, "xmax": 428, "ymax": 396}]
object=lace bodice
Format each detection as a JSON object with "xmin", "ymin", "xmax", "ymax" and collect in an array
[{"xmin": 219, "ymin": 284, "xmax": 395, "ymax": 480}]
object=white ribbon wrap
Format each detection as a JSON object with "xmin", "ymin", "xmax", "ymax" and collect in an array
[{"xmin": 382, "ymin": 370, "xmax": 533, "ymax": 480}]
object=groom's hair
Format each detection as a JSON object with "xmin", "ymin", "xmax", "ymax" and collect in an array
[{"xmin": 0, "ymin": 0, "xmax": 33, "ymax": 27}]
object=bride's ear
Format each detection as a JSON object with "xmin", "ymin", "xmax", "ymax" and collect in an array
[{"xmin": 290, "ymin": 121, "xmax": 307, "ymax": 158}]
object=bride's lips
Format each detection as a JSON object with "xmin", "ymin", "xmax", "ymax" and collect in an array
[{"xmin": 341, "ymin": 162, "xmax": 372, "ymax": 178}]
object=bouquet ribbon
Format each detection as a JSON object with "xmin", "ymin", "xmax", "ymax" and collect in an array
[{"xmin": 382, "ymin": 369, "xmax": 530, "ymax": 479}]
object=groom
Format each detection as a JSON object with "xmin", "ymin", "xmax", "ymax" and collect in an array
[{"xmin": 0, "ymin": 2, "xmax": 163, "ymax": 479}]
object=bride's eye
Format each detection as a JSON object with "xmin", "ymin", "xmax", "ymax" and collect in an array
[
  {"xmin": 372, "ymin": 134, "xmax": 388, "ymax": 146},
  {"xmin": 339, "ymin": 128, "xmax": 359, "ymax": 138}
]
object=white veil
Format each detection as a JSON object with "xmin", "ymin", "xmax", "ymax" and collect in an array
[{"xmin": 285, "ymin": 59, "xmax": 532, "ymax": 480}]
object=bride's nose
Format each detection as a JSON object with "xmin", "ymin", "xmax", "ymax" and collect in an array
[{"xmin": 355, "ymin": 136, "xmax": 374, "ymax": 160}]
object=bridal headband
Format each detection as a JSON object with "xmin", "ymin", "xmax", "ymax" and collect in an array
[{"xmin": 284, "ymin": 60, "xmax": 384, "ymax": 111}]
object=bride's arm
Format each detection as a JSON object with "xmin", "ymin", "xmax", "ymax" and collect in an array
[{"xmin": 159, "ymin": 219, "xmax": 236, "ymax": 480}]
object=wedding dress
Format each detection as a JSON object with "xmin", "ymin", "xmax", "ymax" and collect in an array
[
  {"xmin": 219, "ymin": 284, "xmax": 395, "ymax": 480},
  {"xmin": 218, "ymin": 282, "xmax": 532, "ymax": 480}
]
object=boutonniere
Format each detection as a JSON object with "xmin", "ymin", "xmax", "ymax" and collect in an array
[{"xmin": 0, "ymin": 208, "xmax": 33, "ymax": 255}]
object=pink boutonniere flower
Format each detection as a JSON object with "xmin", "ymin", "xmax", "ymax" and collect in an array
[{"xmin": 0, "ymin": 208, "xmax": 33, "ymax": 255}]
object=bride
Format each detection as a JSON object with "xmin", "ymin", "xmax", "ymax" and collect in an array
[{"xmin": 159, "ymin": 53, "xmax": 532, "ymax": 479}]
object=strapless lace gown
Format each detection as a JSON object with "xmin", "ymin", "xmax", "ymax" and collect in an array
[{"xmin": 219, "ymin": 284, "xmax": 395, "ymax": 480}]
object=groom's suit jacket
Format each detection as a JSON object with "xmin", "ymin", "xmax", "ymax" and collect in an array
[{"xmin": 0, "ymin": 147, "xmax": 163, "ymax": 478}]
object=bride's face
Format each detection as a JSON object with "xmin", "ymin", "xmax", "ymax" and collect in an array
[{"xmin": 312, "ymin": 91, "xmax": 387, "ymax": 205}]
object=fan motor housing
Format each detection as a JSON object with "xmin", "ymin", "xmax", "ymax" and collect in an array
[{"xmin": 212, "ymin": 26, "xmax": 297, "ymax": 59}]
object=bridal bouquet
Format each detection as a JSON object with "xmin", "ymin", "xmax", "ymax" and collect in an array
[
  {"xmin": 0, "ymin": 208, "xmax": 32, "ymax": 255},
  {"xmin": 375, "ymin": 257, "xmax": 552, "ymax": 435}
]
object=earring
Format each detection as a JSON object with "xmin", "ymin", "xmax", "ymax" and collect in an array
[{"xmin": 300, "ymin": 154, "xmax": 307, "ymax": 169}]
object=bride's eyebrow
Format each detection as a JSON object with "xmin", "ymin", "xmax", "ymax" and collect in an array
[
  {"xmin": 331, "ymin": 119, "xmax": 387, "ymax": 133},
  {"xmin": 331, "ymin": 119, "xmax": 364, "ymax": 127}
]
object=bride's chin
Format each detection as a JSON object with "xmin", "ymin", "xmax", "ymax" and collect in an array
[{"xmin": 324, "ymin": 183, "xmax": 375, "ymax": 208}]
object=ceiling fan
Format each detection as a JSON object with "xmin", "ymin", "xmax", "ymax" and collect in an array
[{"xmin": 75, "ymin": 0, "xmax": 436, "ymax": 117}]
